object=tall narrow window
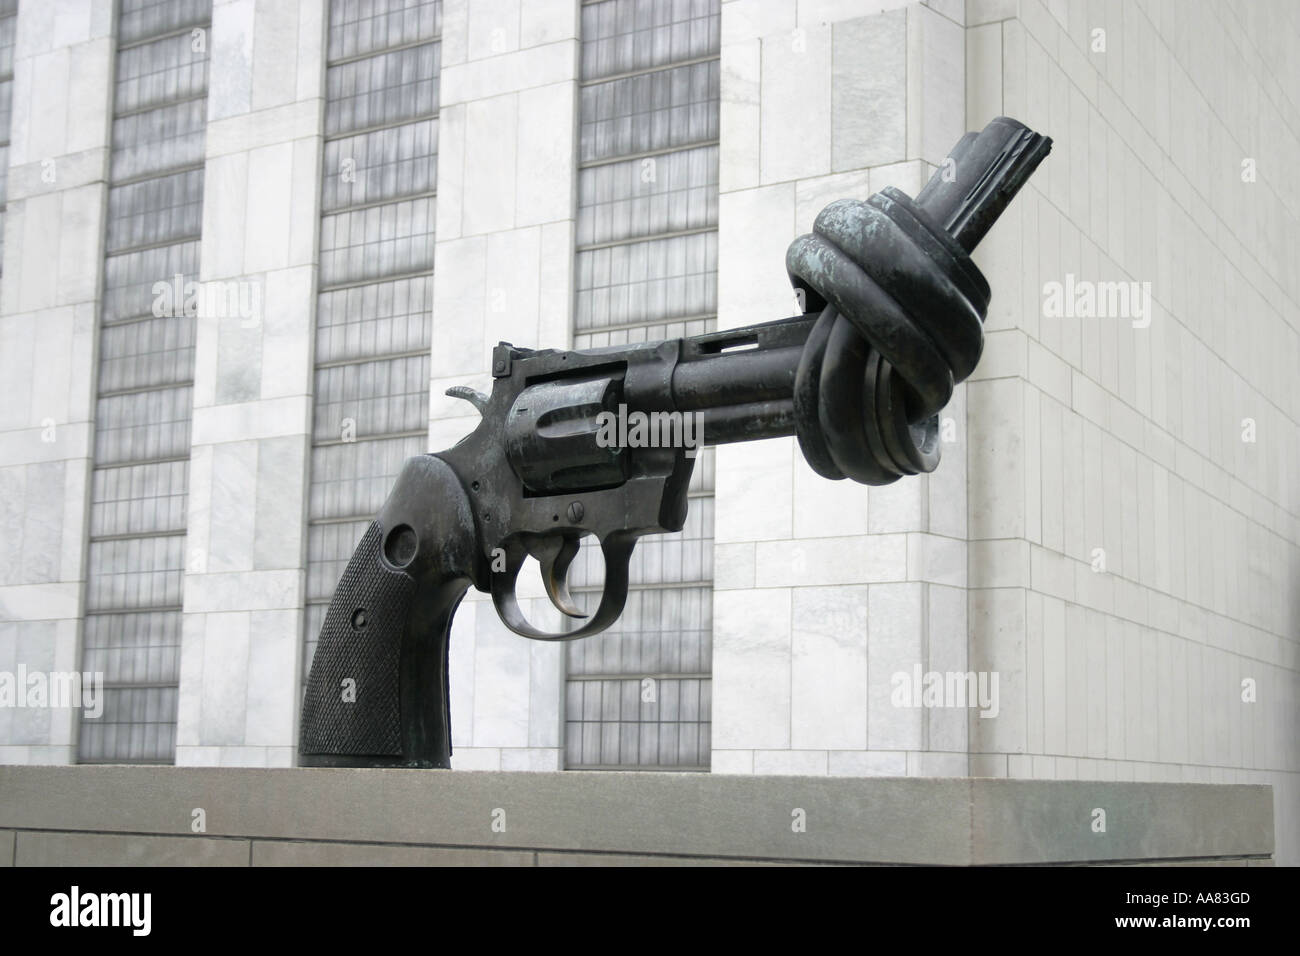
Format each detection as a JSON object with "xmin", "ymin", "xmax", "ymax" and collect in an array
[
  {"xmin": 302, "ymin": 0, "xmax": 443, "ymax": 683},
  {"xmin": 79, "ymin": 0, "xmax": 212, "ymax": 763},
  {"xmin": 0, "ymin": 0, "xmax": 17, "ymax": 276},
  {"xmin": 566, "ymin": 0, "xmax": 720, "ymax": 770}
]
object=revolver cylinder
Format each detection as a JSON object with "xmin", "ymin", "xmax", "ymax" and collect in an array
[{"xmin": 504, "ymin": 376, "xmax": 628, "ymax": 494}]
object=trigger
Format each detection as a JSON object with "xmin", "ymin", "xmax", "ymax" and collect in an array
[{"xmin": 530, "ymin": 536, "xmax": 586, "ymax": 619}]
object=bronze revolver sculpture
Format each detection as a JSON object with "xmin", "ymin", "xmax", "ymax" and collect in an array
[{"xmin": 300, "ymin": 116, "xmax": 1051, "ymax": 768}]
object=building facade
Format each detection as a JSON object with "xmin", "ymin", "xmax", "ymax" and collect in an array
[{"xmin": 0, "ymin": 0, "xmax": 1296, "ymax": 863}]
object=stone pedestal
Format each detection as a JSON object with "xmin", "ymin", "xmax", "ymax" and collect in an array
[{"xmin": 0, "ymin": 765, "xmax": 1273, "ymax": 866}]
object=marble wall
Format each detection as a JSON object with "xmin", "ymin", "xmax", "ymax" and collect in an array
[
  {"xmin": 0, "ymin": 0, "xmax": 115, "ymax": 763},
  {"xmin": 710, "ymin": 0, "xmax": 1300, "ymax": 866},
  {"xmin": 964, "ymin": 0, "xmax": 1300, "ymax": 865},
  {"xmin": 430, "ymin": 0, "xmax": 579, "ymax": 771},
  {"xmin": 712, "ymin": 0, "xmax": 971, "ymax": 777},
  {"xmin": 174, "ymin": 0, "xmax": 326, "ymax": 767}
]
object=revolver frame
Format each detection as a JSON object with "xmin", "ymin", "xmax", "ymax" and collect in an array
[{"xmin": 440, "ymin": 340, "xmax": 696, "ymax": 641}]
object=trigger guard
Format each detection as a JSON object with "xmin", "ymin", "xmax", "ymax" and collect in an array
[{"xmin": 490, "ymin": 536, "xmax": 635, "ymax": 641}]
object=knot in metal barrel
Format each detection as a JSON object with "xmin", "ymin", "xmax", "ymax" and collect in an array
[{"xmin": 785, "ymin": 186, "xmax": 993, "ymax": 486}]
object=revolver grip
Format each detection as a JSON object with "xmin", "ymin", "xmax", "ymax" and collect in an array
[{"xmin": 299, "ymin": 455, "xmax": 477, "ymax": 768}]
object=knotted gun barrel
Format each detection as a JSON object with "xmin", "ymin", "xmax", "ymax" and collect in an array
[
  {"xmin": 298, "ymin": 117, "xmax": 1050, "ymax": 768},
  {"xmin": 674, "ymin": 116, "xmax": 1051, "ymax": 485}
]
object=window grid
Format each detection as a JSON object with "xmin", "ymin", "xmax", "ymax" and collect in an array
[
  {"xmin": 0, "ymin": 67, "xmax": 10, "ymax": 139},
  {"xmin": 321, "ymin": 119, "xmax": 438, "ymax": 213},
  {"xmin": 110, "ymin": 100, "xmax": 207, "ymax": 183},
  {"xmin": 304, "ymin": 1, "xmax": 443, "ymax": 683},
  {"xmin": 77, "ymin": 688, "xmax": 179, "ymax": 764},
  {"xmin": 105, "ymin": 167, "xmax": 205, "ymax": 253},
  {"xmin": 315, "ymin": 273, "xmax": 433, "ymax": 365},
  {"xmin": 567, "ymin": 0, "xmax": 720, "ymax": 771},
  {"xmin": 82, "ymin": 611, "xmax": 184, "ymax": 686},
  {"xmin": 89, "ymin": 461, "xmax": 190, "ymax": 538},
  {"xmin": 97, "ymin": 314, "xmax": 197, "ymax": 394},
  {"xmin": 324, "ymin": 42, "xmax": 441, "ymax": 137},
  {"xmin": 580, "ymin": 0, "xmax": 719, "ymax": 83},
  {"xmin": 0, "ymin": 0, "xmax": 17, "ymax": 79},
  {"xmin": 326, "ymin": 0, "xmax": 441, "ymax": 63},
  {"xmin": 577, "ymin": 144, "xmax": 718, "ymax": 247},
  {"xmin": 80, "ymin": 0, "xmax": 212, "ymax": 765},
  {"xmin": 564, "ymin": 584, "xmax": 713, "ymax": 769},
  {"xmin": 93, "ymin": 386, "xmax": 194, "ymax": 467},
  {"xmin": 113, "ymin": 30, "xmax": 210, "ymax": 115},
  {"xmin": 318, "ymin": 196, "xmax": 436, "ymax": 288},
  {"xmin": 575, "ymin": 230, "xmax": 718, "ymax": 330},
  {"xmin": 101, "ymin": 238, "xmax": 200, "ymax": 324},
  {"xmin": 118, "ymin": 0, "xmax": 211, "ymax": 47},
  {"xmin": 579, "ymin": 59, "xmax": 720, "ymax": 165},
  {"xmin": 312, "ymin": 353, "xmax": 431, "ymax": 443},
  {"xmin": 0, "ymin": 0, "xmax": 17, "ymax": 277}
]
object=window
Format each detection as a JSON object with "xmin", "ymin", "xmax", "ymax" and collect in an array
[
  {"xmin": 79, "ymin": 0, "xmax": 213, "ymax": 764},
  {"xmin": 0, "ymin": 0, "xmax": 17, "ymax": 275},
  {"xmin": 566, "ymin": 0, "xmax": 720, "ymax": 770}
]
